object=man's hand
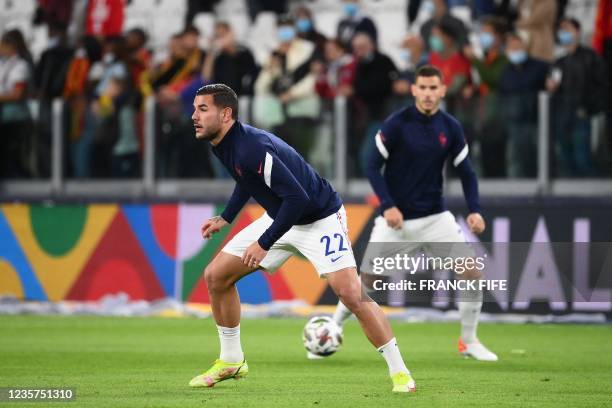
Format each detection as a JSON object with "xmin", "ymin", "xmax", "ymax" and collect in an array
[
  {"xmin": 279, "ymin": 92, "xmax": 292, "ymax": 103},
  {"xmin": 466, "ymin": 213, "xmax": 486, "ymax": 235},
  {"xmin": 201, "ymin": 216, "xmax": 228, "ymax": 239},
  {"xmin": 242, "ymin": 241, "xmax": 268, "ymax": 269},
  {"xmin": 383, "ymin": 206, "xmax": 404, "ymax": 230}
]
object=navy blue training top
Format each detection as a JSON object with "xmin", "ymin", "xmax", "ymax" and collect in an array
[
  {"xmin": 212, "ymin": 121, "xmax": 342, "ymax": 250},
  {"xmin": 367, "ymin": 105, "xmax": 480, "ymax": 219}
]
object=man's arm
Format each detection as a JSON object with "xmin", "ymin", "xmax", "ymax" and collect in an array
[
  {"xmin": 220, "ymin": 184, "xmax": 251, "ymax": 224},
  {"xmin": 256, "ymin": 153, "xmax": 309, "ymax": 250},
  {"xmin": 455, "ymin": 157, "xmax": 481, "ymax": 215},
  {"xmin": 366, "ymin": 126, "xmax": 404, "ymax": 229},
  {"xmin": 366, "ymin": 130, "xmax": 395, "ymax": 212},
  {"xmin": 450, "ymin": 125, "xmax": 484, "ymax": 233}
]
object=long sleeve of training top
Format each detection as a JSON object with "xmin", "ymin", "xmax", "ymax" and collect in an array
[
  {"xmin": 366, "ymin": 127, "xmax": 398, "ymax": 212},
  {"xmin": 449, "ymin": 122, "xmax": 481, "ymax": 214},
  {"xmin": 256, "ymin": 155, "xmax": 310, "ymax": 250},
  {"xmin": 220, "ymin": 184, "xmax": 251, "ymax": 223},
  {"xmin": 456, "ymin": 158, "xmax": 481, "ymax": 214}
]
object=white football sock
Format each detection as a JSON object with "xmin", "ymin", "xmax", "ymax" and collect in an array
[
  {"xmin": 332, "ymin": 301, "xmax": 353, "ymax": 327},
  {"xmin": 217, "ymin": 324, "xmax": 244, "ymax": 363},
  {"xmin": 377, "ymin": 337, "xmax": 409, "ymax": 375},
  {"xmin": 458, "ymin": 288, "xmax": 483, "ymax": 344}
]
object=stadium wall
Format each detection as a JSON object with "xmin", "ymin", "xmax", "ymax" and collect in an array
[{"xmin": 0, "ymin": 200, "xmax": 610, "ymax": 314}]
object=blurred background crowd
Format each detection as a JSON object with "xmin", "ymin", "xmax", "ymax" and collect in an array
[{"xmin": 0, "ymin": 0, "xmax": 610, "ymax": 182}]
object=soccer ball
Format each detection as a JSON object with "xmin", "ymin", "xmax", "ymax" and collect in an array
[{"xmin": 302, "ymin": 316, "xmax": 343, "ymax": 357}]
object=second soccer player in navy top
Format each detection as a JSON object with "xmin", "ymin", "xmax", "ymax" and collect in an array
[{"xmin": 329, "ymin": 65, "xmax": 498, "ymax": 362}]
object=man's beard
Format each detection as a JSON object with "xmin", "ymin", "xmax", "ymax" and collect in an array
[
  {"xmin": 196, "ymin": 123, "xmax": 221, "ymax": 141},
  {"xmin": 419, "ymin": 99, "xmax": 438, "ymax": 113}
]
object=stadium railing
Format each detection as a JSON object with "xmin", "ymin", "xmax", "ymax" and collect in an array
[{"xmin": 0, "ymin": 93, "xmax": 610, "ymax": 201}]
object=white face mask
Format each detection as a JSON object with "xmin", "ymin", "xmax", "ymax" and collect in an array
[
  {"xmin": 399, "ymin": 49, "xmax": 412, "ymax": 63},
  {"xmin": 103, "ymin": 53, "xmax": 115, "ymax": 64},
  {"xmin": 47, "ymin": 36, "xmax": 60, "ymax": 48}
]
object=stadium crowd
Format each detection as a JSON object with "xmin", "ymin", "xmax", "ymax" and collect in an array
[{"xmin": 0, "ymin": 0, "xmax": 610, "ymax": 180}]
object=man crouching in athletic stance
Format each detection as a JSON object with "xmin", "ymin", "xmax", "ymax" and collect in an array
[{"xmin": 188, "ymin": 84, "xmax": 415, "ymax": 393}]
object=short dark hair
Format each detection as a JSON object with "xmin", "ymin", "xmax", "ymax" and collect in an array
[
  {"xmin": 277, "ymin": 15, "xmax": 295, "ymax": 26},
  {"xmin": 415, "ymin": 65, "xmax": 444, "ymax": 82},
  {"xmin": 480, "ymin": 15, "xmax": 507, "ymax": 35},
  {"xmin": 215, "ymin": 21, "xmax": 231, "ymax": 31},
  {"xmin": 182, "ymin": 25, "xmax": 200, "ymax": 36},
  {"xmin": 127, "ymin": 27, "xmax": 148, "ymax": 44},
  {"xmin": 196, "ymin": 84, "xmax": 239, "ymax": 119},
  {"xmin": 561, "ymin": 17, "xmax": 581, "ymax": 32},
  {"xmin": 505, "ymin": 31, "xmax": 524, "ymax": 43}
]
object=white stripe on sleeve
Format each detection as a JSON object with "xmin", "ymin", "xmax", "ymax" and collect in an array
[
  {"xmin": 453, "ymin": 145, "xmax": 469, "ymax": 167},
  {"xmin": 375, "ymin": 131, "xmax": 389, "ymax": 159},
  {"xmin": 264, "ymin": 152, "xmax": 273, "ymax": 188}
]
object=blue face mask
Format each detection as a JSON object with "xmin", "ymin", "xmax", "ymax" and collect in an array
[
  {"xmin": 296, "ymin": 18, "xmax": 312, "ymax": 33},
  {"xmin": 399, "ymin": 49, "xmax": 412, "ymax": 62},
  {"xmin": 344, "ymin": 3, "xmax": 358, "ymax": 17},
  {"xmin": 479, "ymin": 32, "xmax": 495, "ymax": 51},
  {"xmin": 557, "ymin": 30, "xmax": 575, "ymax": 46},
  {"xmin": 429, "ymin": 35, "xmax": 444, "ymax": 52},
  {"xmin": 278, "ymin": 26, "xmax": 296, "ymax": 43},
  {"xmin": 422, "ymin": 0, "xmax": 435, "ymax": 14},
  {"xmin": 507, "ymin": 50, "xmax": 527, "ymax": 65}
]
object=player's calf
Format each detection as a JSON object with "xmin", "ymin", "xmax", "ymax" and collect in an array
[{"xmin": 327, "ymin": 268, "xmax": 416, "ymax": 393}]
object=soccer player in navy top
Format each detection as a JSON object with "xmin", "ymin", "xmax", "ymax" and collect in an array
[
  {"xmin": 329, "ymin": 66, "xmax": 498, "ymax": 361},
  {"xmin": 188, "ymin": 84, "xmax": 416, "ymax": 392}
]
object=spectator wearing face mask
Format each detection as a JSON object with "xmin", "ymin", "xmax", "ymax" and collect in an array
[
  {"xmin": 293, "ymin": 5, "xmax": 327, "ymax": 60},
  {"xmin": 347, "ymin": 32, "xmax": 398, "ymax": 176},
  {"xmin": 312, "ymin": 39, "xmax": 356, "ymax": 101},
  {"xmin": 463, "ymin": 16, "xmax": 509, "ymax": 177},
  {"xmin": 546, "ymin": 18, "xmax": 608, "ymax": 177},
  {"xmin": 254, "ymin": 16, "xmax": 319, "ymax": 159},
  {"xmin": 420, "ymin": 0, "xmax": 469, "ymax": 50},
  {"xmin": 428, "ymin": 22, "xmax": 471, "ymax": 99},
  {"xmin": 514, "ymin": 0, "xmax": 557, "ymax": 62},
  {"xmin": 392, "ymin": 34, "xmax": 427, "ymax": 98},
  {"xmin": 202, "ymin": 21, "xmax": 258, "ymax": 97},
  {"xmin": 336, "ymin": 0, "xmax": 378, "ymax": 50},
  {"xmin": 498, "ymin": 32, "xmax": 549, "ymax": 178}
]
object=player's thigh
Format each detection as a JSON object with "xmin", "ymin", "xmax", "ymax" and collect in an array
[
  {"xmin": 405, "ymin": 211, "xmax": 462, "ymax": 242},
  {"xmin": 286, "ymin": 206, "xmax": 357, "ymax": 276},
  {"xmin": 221, "ymin": 213, "xmax": 273, "ymax": 260},
  {"xmin": 362, "ymin": 216, "xmax": 422, "ymax": 276},
  {"xmin": 205, "ymin": 251, "xmax": 258, "ymax": 287},
  {"xmin": 422, "ymin": 212, "xmax": 481, "ymax": 279},
  {"xmin": 370, "ymin": 215, "xmax": 405, "ymax": 242},
  {"xmin": 221, "ymin": 212, "xmax": 294, "ymax": 273}
]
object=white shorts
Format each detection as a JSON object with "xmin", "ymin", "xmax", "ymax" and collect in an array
[
  {"xmin": 222, "ymin": 206, "xmax": 357, "ymax": 276},
  {"xmin": 362, "ymin": 211, "xmax": 474, "ymax": 275}
]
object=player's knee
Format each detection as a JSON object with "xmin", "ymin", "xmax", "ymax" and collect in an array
[
  {"xmin": 335, "ymin": 284, "xmax": 363, "ymax": 313},
  {"xmin": 204, "ymin": 263, "xmax": 229, "ymax": 293}
]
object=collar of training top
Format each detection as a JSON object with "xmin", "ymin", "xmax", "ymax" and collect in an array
[
  {"xmin": 214, "ymin": 120, "xmax": 241, "ymax": 150},
  {"xmin": 410, "ymin": 105, "xmax": 440, "ymax": 123}
]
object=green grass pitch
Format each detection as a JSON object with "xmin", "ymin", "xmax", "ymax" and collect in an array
[{"xmin": 1, "ymin": 315, "xmax": 611, "ymax": 407}]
